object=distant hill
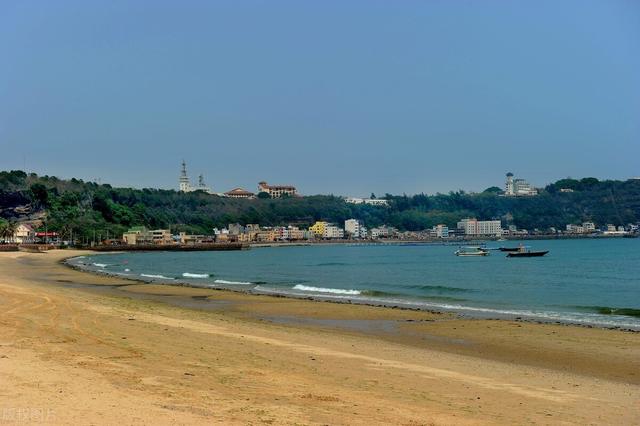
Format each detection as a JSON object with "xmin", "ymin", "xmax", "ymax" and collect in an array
[{"xmin": 1, "ymin": 170, "xmax": 639, "ymax": 241}]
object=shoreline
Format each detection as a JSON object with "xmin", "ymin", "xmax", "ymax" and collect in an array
[
  {"xmin": 65, "ymin": 250, "xmax": 640, "ymax": 333},
  {"xmin": 1, "ymin": 250, "xmax": 639, "ymax": 424}
]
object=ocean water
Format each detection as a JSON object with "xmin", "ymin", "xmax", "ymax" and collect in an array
[{"xmin": 69, "ymin": 238, "xmax": 640, "ymax": 330}]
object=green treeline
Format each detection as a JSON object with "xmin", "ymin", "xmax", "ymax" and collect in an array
[{"xmin": 1, "ymin": 170, "xmax": 639, "ymax": 241}]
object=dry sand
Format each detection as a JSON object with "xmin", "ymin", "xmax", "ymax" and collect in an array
[{"xmin": 0, "ymin": 250, "xmax": 638, "ymax": 425}]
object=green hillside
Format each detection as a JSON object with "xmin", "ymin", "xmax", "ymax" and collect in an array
[{"xmin": 1, "ymin": 170, "xmax": 639, "ymax": 241}]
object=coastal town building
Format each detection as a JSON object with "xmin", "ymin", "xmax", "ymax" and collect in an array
[
  {"xmin": 344, "ymin": 219, "xmax": 367, "ymax": 239},
  {"xmin": 566, "ymin": 222, "xmax": 597, "ymax": 234},
  {"xmin": 369, "ymin": 226, "xmax": 397, "ymax": 239},
  {"xmin": 457, "ymin": 218, "xmax": 502, "ymax": 237},
  {"xmin": 504, "ymin": 172, "xmax": 537, "ymax": 196},
  {"xmin": 180, "ymin": 232, "xmax": 211, "ymax": 244},
  {"xmin": 224, "ymin": 188, "xmax": 255, "ymax": 199},
  {"xmin": 258, "ymin": 181, "xmax": 297, "ymax": 198},
  {"xmin": 432, "ymin": 224, "xmax": 449, "ymax": 238},
  {"xmin": 151, "ymin": 229, "xmax": 172, "ymax": 245},
  {"xmin": 123, "ymin": 226, "xmax": 154, "ymax": 245},
  {"xmin": 566, "ymin": 224, "xmax": 584, "ymax": 234},
  {"xmin": 13, "ymin": 223, "xmax": 35, "ymax": 243},
  {"xmin": 309, "ymin": 221, "xmax": 328, "ymax": 237},
  {"xmin": 122, "ymin": 226, "xmax": 172, "ymax": 245},
  {"xmin": 323, "ymin": 225, "xmax": 344, "ymax": 239}
]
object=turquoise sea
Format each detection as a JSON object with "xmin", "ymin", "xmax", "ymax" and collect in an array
[{"xmin": 69, "ymin": 238, "xmax": 640, "ymax": 330}]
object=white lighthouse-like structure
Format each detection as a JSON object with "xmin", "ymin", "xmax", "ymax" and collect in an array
[
  {"xmin": 179, "ymin": 160, "xmax": 193, "ymax": 192},
  {"xmin": 505, "ymin": 172, "xmax": 515, "ymax": 196},
  {"xmin": 179, "ymin": 161, "xmax": 214, "ymax": 194},
  {"xmin": 504, "ymin": 172, "xmax": 537, "ymax": 196}
]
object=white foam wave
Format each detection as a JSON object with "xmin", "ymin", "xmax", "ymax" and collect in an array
[
  {"xmin": 292, "ymin": 284, "xmax": 361, "ymax": 295},
  {"xmin": 124, "ymin": 268, "xmax": 131, "ymax": 272},
  {"xmin": 140, "ymin": 274, "xmax": 174, "ymax": 280},
  {"xmin": 92, "ymin": 263, "xmax": 108, "ymax": 268},
  {"xmin": 183, "ymin": 272, "xmax": 210, "ymax": 279},
  {"xmin": 214, "ymin": 279, "xmax": 253, "ymax": 285}
]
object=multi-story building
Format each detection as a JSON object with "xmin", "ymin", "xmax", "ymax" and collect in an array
[
  {"xmin": 344, "ymin": 219, "xmax": 367, "ymax": 239},
  {"xmin": 256, "ymin": 230, "xmax": 278, "ymax": 242},
  {"xmin": 432, "ymin": 224, "xmax": 449, "ymax": 238},
  {"xmin": 505, "ymin": 172, "xmax": 537, "ymax": 196},
  {"xmin": 309, "ymin": 221, "xmax": 328, "ymax": 237},
  {"xmin": 457, "ymin": 218, "xmax": 502, "ymax": 237},
  {"xmin": 123, "ymin": 226, "xmax": 154, "ymax": 245},
  {"xmin": 582, "ymin": 222, "xmax": 596, "ymax": 233},
  {"xmin": 369, "ymin": 226, "xmax": 397, "ymax": 239},
  {"xmin": 227, "ymin": 223, "xmax": 245, "ymax": 235},
  {"xmin": 288, "ymin": 227, "xmax": 306, "ymax": 241},
  {"xmin": 323, "ymin": 225, "xmax": 344, "ymax": 239},
  {"xmin": 179, "ymin": 232, "xmax": 210, "ymax": 244},
  {"xmin": 150, "ymin": 229, "xmax": 172, "ymax": 245},
  {"xmin": 258, "ymin": 181, "xmax": 297, "ymax": 198}
]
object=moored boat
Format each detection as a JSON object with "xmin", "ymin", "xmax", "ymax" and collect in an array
[
  {"xmin": 455, "ymin": 246, "xmax": 490, "ymax": 257},
  {"xmin": 506, "ymin": 244, "xmax": 549, "ymax": 257}
]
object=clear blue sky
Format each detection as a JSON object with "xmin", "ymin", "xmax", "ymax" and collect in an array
[{"xmin": 1, "ymin": 0, "xmax": 639, "ymax": 196}]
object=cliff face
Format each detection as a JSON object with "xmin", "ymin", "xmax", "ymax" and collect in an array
[{"xmin": 0, "ymin": 191, "xmax": 45, "ymax": 222}]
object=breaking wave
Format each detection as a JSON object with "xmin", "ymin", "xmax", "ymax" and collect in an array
[
  {"xmin": 183, "ymin": 273, "xmax": 210, "ymax": 279},
  {"xmin": 292, "ymin": 285, "xmax": 361, "ymax": 295},
  {"xmin": 140, "ymin": 274, "xmax": 174, "ymax": 280},
  {"xmin": 214, "ymin": 279, "xmax": 253, "ymax": 285}
]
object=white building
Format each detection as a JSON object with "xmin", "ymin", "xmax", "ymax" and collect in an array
[
  {"xmin": 179, "ymin": 161, "xmax": 214, "ymax": 194},
  {"xmin": 13, "ymin": 223, "xmax": 35, "ymax": 243},
  {"xmin": 505, "ymin": 172, "xmax": 537, "ymax": 196},
  {"xmin": 457, "ymin": 218, "xmax": 502, "ymax": 237},
  {"xmin": 323, "ymin": 225, "xmax": 344, "ymax": 239},
  {"xmin": 432, "ymin": 224, "xmax": 449, "ymax": 238},
  {"xmin": 369, "ymin": 226, "xmax": 397, "ymax": 239},
  {"xmin": 582, "ymin": 222, "xmax": 596, "ymax": 233},
  {"xmin": 345, "ymin": 219, "xmax": 367, "ymax": 239}
]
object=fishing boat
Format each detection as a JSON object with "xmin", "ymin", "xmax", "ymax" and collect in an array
[
  {"xmin": 455, "ymin": 246, "xmax": 489, "ymax": 257},
  {"xmin": 506, "ymin": 244, "xmax": 548, "ymax": 257}
]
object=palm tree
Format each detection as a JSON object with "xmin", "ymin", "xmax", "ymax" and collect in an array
[
  {"xmin": 0, "ymin": 221, "xmax": 8, "ymax": 243},
  {"xmin": 0, "ymin": 221, "xmax": 18, "ymax": 243},
  {"xmin": 6, "ymin": 221, "xmax": 17, "ymax": 243}
]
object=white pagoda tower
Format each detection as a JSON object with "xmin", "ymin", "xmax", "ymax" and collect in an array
[
  {"xmin": 179, "ymin": 160, "xmax": 193, "ymax": 192},
  {"xmin": 179, "ymin": 161, "xmax": 214, "ymax": 194}
]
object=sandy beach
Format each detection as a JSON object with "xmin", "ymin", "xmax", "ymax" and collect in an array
[{"xmin": 0, "ymin": 250, "xmax": 638, "ymax": 424}]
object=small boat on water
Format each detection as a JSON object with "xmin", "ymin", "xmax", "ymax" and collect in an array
[
  {"xmin": 506, "ymin": 244, "xmax": 549, "ymax": 257},
  {"xmin": 455, "ymin": 246, "xmax": 490, "ymax": 257}
]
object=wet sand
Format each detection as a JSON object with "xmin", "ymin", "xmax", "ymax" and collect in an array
[{"xmin": 0, "ymin": 250, "xmax": 638, "ymax": 424}]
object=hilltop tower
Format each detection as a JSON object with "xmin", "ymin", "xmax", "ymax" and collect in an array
[
  {"xmin": 198, "ymin": 174, "xmax": 208, "ymax": 191},
  {"xmin": 505, "ymin": 172, "xmax": 514, "ymax": 196},
  {"xmin": 179, "ymin": 160, "xmax": 192, "ymax": 192}
]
